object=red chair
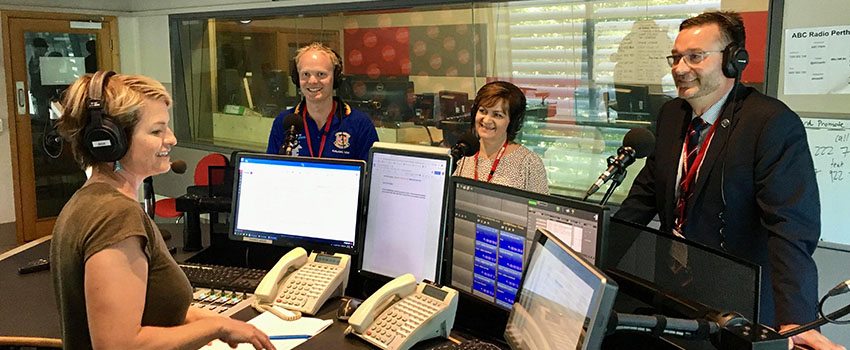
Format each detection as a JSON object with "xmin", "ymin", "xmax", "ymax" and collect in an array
[
  {"xmin": 154, "ymin": 153, "xmax": 228, "ymax": 220},
  {"xmin": 194, "ymin": 153, "xmax": 228, "ymax": 186},
  {"xmin": 154, "ymin": 197, "xmax": 182, "ymax": 219}
]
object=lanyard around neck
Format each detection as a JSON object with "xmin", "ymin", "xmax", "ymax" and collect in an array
[
  {"xmin": 680, "ymin": 120, "xmax": 720, "ymax": 193},
  {"xmin": 302, "ymin": 101, "xmax": 336, "ymax": 158},
  {"xmin": 474, "ymin": 141, "xmax": 509, "ymax": 183}
]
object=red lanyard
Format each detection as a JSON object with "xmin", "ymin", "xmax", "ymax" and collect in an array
[
  {"xmin": 680, "ymin": 120, "xmax": 719, "ymax": 193},
  {"xmin": 474, "ymin": 141, "xmax": 508, "ymax": 183},
  {"xmin": 302, "ymin": 102, "xmax": 336, "ymax": 158}
]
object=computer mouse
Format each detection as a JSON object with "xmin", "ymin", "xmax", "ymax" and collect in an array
[{"xmin": 337, "ymin": 297, "xmax": 362, "ymax": 321}]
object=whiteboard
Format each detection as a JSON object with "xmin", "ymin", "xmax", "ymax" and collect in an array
[{"xmin": 802, "ymin": 117, "xmax": 850, "ymax": 246}]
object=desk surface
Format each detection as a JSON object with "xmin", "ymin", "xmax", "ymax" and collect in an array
[
  {"xmin": 0, "ymin": 232, "xmax": 472, "ymax": 350},
  {"xmin": 0, "ymin": 236, "xmax": 59, "ymax": 339},
  {"xmin": 1, "ymin": 229, "xmax": 680, "ymax": 350}
]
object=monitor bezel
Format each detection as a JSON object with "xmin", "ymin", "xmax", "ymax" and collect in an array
[
  {"xmin": 228, "ymin": 152, "xmax": 366, "ymax": 256},
  {"xmin": 359, "ymin": 145, "xmax": 453, "ymax": 284},
  {"xmin": 604, "ymin": 217, "xmax": 761, "ymax": 325},
  {"xmin": 505, "ymin": 228, "xmax": 618, "ymax": 350},
  {"xmin": 444, "ymin": 176, "xmax": 610, "ymax": 309}
]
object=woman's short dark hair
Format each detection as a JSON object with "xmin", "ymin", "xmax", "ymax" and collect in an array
[
  {"xmin": 469, "ymin": 81, "xmax": 527, "ymax": 141},
  {"xmin": 56, "ymin": 73, "xmax": 172, "ymax": 169}
]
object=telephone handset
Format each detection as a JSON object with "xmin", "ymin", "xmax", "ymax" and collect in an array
[
  {"xmin": 345, "ymin": 274, "xmax": 458, "ymax": 350},
  {"xmin": 253, "ymin": 247, "xmax": 351, "ymax": 320}
]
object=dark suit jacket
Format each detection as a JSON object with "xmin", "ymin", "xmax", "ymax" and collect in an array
[{"xmin": 615, "ymin": 85, "xmax": 820, "ymax": 327}]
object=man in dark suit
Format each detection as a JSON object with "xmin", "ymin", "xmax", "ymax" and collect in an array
[{"xmin": 615, "ymin": 11, "xmax": 843, "ymax": 350}]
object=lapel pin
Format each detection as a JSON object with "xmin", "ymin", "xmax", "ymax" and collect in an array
[{"xmin": 720, "ymin": 119, "xmax": 730, "ymax": 128}]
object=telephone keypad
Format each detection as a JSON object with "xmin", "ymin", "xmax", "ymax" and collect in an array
[
  {"xmin": 274, "ymin": 262, "xmax": 341, "ymax": 309},
  {"xmin": 364, "ymin": 293, "xmax": 445, "ymax": 347}
]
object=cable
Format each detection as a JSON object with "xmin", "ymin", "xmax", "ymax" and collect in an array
[
  {"xmin": 42, "ymin": 120, "xmax": 62, "ymax": 159},
  {"xmin": 781, "ymin": 280, "xmax": 850, "ymax": 337},
  {"xmin": 252, "ymin": 299, "xmax": 302, "ymax": 321},
  {"xmin": 818, "ymin": 280, "xmax": 850, "ymax": 325},
  {"xmin": 244, "ymin": 245, "xmax": 251, "ymax": 269}
]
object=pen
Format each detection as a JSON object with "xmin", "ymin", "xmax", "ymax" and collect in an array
[{"xmin": 269, "ymin": 335, "xmax": 312, "ymax": 340}]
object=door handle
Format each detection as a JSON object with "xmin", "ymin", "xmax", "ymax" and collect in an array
[{"xmin": 15, "ymin": 81, "xmax": 26, "ymax": 115}]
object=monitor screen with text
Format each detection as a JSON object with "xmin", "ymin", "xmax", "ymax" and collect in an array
[
  {"xmin": 361, "ymin": 146, "xmax": 451, "ymax": 281},
  {"xmin": 229, "ymin": 153, "xmax": 365, "ymax": 254},
  {"xmin": 505, "ymin": 228, "xmax": 617, "ymax": 350},
  {"xmin": 449, "ymin": 177, "xmax": 608, "ymax": 310}
]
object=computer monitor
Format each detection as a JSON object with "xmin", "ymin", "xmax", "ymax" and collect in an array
[
  {"xmin": 448, "ymin": 177, "xmax": 609, "ymax": 310},
  {"xmin": 603, "ymin": 217, "xmax": 760, "ymax": 324},
  {"xmin": 228, "ymin": 153, "xmax": 366, "ymax": 254},
  {"xmin": 505, "ymin": 228, "xmax": 618, "ymax": 350},
  {"xmin": 360, "ymin": 143, "xmax": 452, "ymax": 282}
]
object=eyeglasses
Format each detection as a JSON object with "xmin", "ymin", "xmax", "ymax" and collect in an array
[{"xmin": 666, "ymin": 51, "xmax": 722, "ymax": 67}]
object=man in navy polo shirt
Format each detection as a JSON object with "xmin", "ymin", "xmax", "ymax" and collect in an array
[{"xmin": 267, "ymin": 42, "xmax": 378, "ymax": 161}]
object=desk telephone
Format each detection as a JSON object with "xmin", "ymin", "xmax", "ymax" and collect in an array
[
  {"xmin": 252, "ymin": 247, "xmax": 351, "ymax": 320},
  {"xmin": 346, "ymin": 273, "xmax": 458, "ymax": 350}
]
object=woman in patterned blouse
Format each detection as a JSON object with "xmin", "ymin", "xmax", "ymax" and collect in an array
[{"xmin": 454, "ymin": 81, "xmax": 549, "ymax": 194}]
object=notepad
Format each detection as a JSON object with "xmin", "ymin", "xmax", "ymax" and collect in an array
[{"xmin": 201, "ymin": 311, "xmax": 334, "ymax": 350}]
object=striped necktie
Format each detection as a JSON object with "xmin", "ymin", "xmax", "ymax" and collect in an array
[{"xmin": 675, "ymin": 117, "xmax": 710, "ymax": 233}]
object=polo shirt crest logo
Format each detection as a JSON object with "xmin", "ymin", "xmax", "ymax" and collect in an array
[{"xmin": 334, "ymin": 131, "xmax": 351, "ymax": 149}]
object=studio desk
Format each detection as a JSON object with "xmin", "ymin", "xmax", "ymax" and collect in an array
[
  {"xmin": 0, "ymin": 225, "xmax": 504, "ymax": 350},
  {"xmin": 1, "ymin": 222, "xmax": 694, "ymax": 350}
]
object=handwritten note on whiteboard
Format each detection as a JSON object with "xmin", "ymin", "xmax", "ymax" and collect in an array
[{"xmin": 802, "ymin": 117, "xmax": 850, "ymax": 246}]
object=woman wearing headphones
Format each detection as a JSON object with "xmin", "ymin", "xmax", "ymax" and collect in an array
[
  {"xmin": 51, "ymin": 72, "xmax": 275, "ymax": 350},
  {"xmin": 454, "ymin": 81, "xmax": 549, "ymax": 194}
]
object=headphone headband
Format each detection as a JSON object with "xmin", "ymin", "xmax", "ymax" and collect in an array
[{"xmin": 714, "ymin": 12, "xmax": 749, "ymax": 79}]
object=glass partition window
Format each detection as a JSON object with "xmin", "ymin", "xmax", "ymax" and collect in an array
[
  {"xmin": 171, "ymin": 0, "xmax": 767, "ymax": 202},
  {"xmin": 26, "ymin": 32, "xmax": 94, "ymax": 218}
]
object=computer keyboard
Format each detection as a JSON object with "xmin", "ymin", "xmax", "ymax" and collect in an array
[
  {"xmin": 178, "ymin": 262, "xmax": 267, "ymax": 292},
  {"xmin": 428, "ymin": 339, "xmax": 503, "ymax": 350}
]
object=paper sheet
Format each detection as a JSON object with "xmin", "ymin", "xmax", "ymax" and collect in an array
[
  {"xmin": 201, "ymin": 312, "xmax": 333, "ymax": 350},
  {"xmin": 784, "ymin": 25, "xmax": 850, "ymax": 95}
]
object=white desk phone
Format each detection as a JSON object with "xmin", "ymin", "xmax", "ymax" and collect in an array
[
  {"xmin": 345, "ymin": 273, "xmax": 459, "ymax": 350},
  {"xmin": 252, "ymin": 247, "xmax": 351, "ymax": 320}
]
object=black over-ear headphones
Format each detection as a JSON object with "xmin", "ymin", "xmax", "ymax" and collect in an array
[
  {"xmin": 716, "ymin": 12, "xmax": 749, "ymax": 79},
  {"xmin": 83, "ymin": 71, "xmax": 128, "ymax": 162},
  {"xmin": 290, "ymin": 47, "xmax": 343, "ymax": 90}
]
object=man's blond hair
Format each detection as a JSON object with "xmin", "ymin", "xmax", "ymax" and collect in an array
[{"xmin": 294, "ymin": 42, "xmax": 341, "ymax": 70}]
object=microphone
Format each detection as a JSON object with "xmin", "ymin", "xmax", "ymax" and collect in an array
[
  {"xmin": 279, "ymin": 114, "xmax": 304, "ymax": 155},
  {"xmin": 170, "ymin": 159, "xmax": 187, "ymax": 174},
  {"xmin": 583, "ymin": 127, "xmax": 655, "ymax": 200},
  {"xmin": 144, "ymin": 159, "xmax": 187, "ymax": 242},
  {"xmin": 450, "ymin": 131, "xmax": 480, "ymax": 160},
  {"xmin": 608, "ymin": 311, "xmax": 721, "ymax": 339}
]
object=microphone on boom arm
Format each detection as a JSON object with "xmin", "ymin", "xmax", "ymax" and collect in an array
[
  {"xmin": 450, "ymin": 131, "xmax": 480, "ymax": 160},
  {"xmin": 583, "ymin": 128, "xmax": 655, "ymax": 203},
  {"xmin": 142, "ymin": 159, "xmax": 187, "ymax": 242},
  {"xmin": 279, "ymin": 114, "xmax": 304, "ymax": 155}
]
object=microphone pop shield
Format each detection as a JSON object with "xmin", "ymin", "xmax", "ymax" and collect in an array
[
  {"xmin": 456, "ymin": 131, "xmax": 480, "ymax": 157},
  {"xmin": 170, "ymin": 159, "xmax": 188, "ymax": 174},
  {"xmin": 282, "ymin": 114, "xmax": 304, "ymax": 133},
  {"xmin": 622, "ymin": 127, "xmax": 655, "ymax": 159}
]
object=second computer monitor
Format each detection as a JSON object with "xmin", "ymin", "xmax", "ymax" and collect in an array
[
  {"xmin": 360, "ymin": 143, "xmax": 452, "ymax": 282},
  {"xmin": 505, "ymin": 228, "xmax": 617, "ymax": 350},
  {"xmin": 448, "ymin": 177, "xmax": 608, "ymax": 310}
]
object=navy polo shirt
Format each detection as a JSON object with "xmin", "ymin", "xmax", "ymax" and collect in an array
[{"xmin": 266, "ymin": 102, "xmax": 378, "ymax": 162}]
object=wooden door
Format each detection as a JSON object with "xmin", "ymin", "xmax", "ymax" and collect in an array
[{"xmin": 3, "ymin": 11, "xmax": 118, "ymax": 242}]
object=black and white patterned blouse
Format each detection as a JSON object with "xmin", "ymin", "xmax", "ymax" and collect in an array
[{"xmin": 453, "ymin": 144, "xmax": 549, "ymax": 194}]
